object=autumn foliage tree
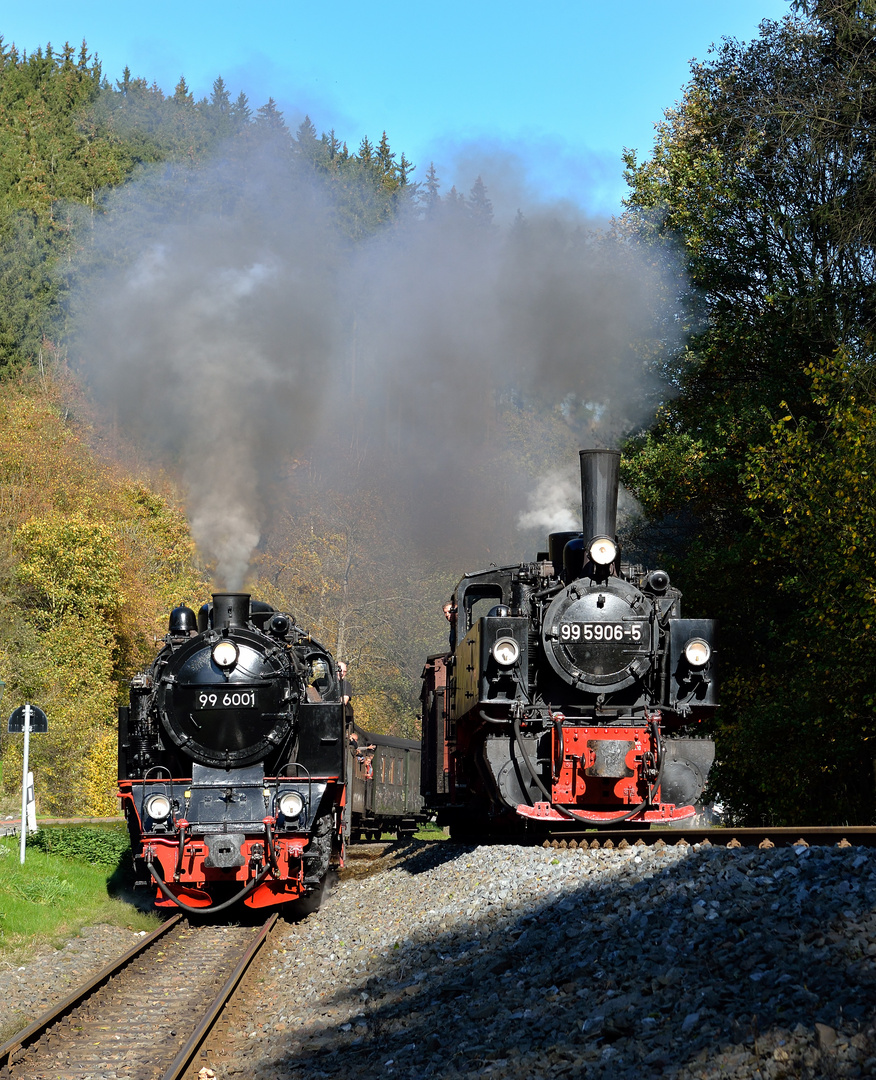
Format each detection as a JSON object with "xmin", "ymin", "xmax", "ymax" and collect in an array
[{"xmin": 0, "ymin": 374, "xmax": 207, "ymax": 814}]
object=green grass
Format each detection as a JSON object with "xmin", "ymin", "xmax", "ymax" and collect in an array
[
  {"xmin": 0, "ymin": 829, "xmax": 159, "ymax": 967},
  {"xmin": 413, "ymin": 823, "xmax": 448, "ymax": 840}
]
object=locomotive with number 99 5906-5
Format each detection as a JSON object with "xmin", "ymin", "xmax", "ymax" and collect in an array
[{"xmin": 421, "ymin": 449, "xmax": 717, "ymax": 838}]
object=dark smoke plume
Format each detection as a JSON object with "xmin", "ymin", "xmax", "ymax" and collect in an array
[{"xmin": 71, "ymin": 138, "xmax": 681, "ymax": 585}]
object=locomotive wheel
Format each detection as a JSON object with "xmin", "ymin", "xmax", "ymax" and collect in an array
[{"xmin": 350, "ymin": 829, "xmax": 362, "ymax": 844}]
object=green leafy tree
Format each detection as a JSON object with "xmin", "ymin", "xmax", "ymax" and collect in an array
[{"xmin": 621, "ymin": 1, "xmax": 876, "ymax": 823}]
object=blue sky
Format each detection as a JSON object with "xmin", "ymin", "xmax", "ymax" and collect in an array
[{"xmin": 4, "ymin": 1, "xmax": 792, "ymax": 213}]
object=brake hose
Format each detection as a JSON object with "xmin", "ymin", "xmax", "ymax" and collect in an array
[{"xmin": 146, "ymin": 860, "xmax": 272, "ymax": 914}]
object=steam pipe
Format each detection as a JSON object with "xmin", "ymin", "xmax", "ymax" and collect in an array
[{"xmin": 147, "ymin": 860, "xmax": 271, "ymax": 913}]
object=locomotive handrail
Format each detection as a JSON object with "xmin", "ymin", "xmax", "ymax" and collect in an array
[
  {"xmin": 277, "ymin": 760, "xmax": 315, "ymax": 823},
  {"xmin": 552, "ymin": 716, "xmax": 565, "ymax": 783}
]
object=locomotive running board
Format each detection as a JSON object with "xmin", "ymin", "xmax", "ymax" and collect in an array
[{"xmin": 516, "ymin": 800, "xmax": 696, "ymax": 824}]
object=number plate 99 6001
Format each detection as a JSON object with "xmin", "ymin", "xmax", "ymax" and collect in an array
[{"xmin": 195, "ymin": 690, "xmax": 258, "ymax": 709}]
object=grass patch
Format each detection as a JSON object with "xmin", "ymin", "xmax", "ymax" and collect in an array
[
  {"xmin": 0, "ymin": 830, "xmax": 159, "ymax": 966},
  {"xmin": 413, "ymin": 823, "xmax": 448, "ymax": 840}
]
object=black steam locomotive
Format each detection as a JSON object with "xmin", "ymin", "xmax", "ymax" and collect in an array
[
  {"xmin": 421, "ymin": 449, "xmax": 717, "ymax": 836},
  {"xmin": 119, "ymin": 591, "xmax": 425, "ymax": 912}
]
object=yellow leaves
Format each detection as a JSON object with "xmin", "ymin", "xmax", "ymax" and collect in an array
[
  {"xmin": 16, "ymin": 511, "xmax": 122, "ymax": 617},
  {"xmin": 0, "ymin": 374, "xmax": 205, "ymax": 812}
]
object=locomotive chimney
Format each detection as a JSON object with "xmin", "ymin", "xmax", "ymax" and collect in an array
[
  {"xmin": 211, "ymin": 592, "xmax": 250, "ymax": 630},
  {"xmin": 579, "ymin": 449, "xmax": 620, "ymax": 546}
]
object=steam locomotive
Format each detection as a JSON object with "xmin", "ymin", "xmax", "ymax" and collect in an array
[
  {"xmin": 119, "ymin": 592, "xmax": 426, "ymax": 912},
  {"xmin": 421, "ymin": 449, "xmax": 717, "ymax": 836},
  {"xmin": 119, "ymin": 593, "xmax": 352, "ymax": 912}
]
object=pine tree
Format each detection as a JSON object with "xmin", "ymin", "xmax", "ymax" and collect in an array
[
  {"xmin": 230, "ymin": 91, "xmax": 251, "ymax": 127},
  {"xmin": 468, "ymin": 175, "xmax": 493, "ymax": 227},
  {"xmin": 295, "ymin": 114, "xmax": 322, "ymax": 164},
  {"xmin": 422, "ymin": 162, "xmax": 441, "ymax": 213},
  {"xmin": 255, "ymin": 97, "xmax": 289, "ymax": 134},
  {"xmin": 210, "ymin": 75, "xmax": 231, "ymax": 113},
  {"xmin": 376, "ymin": 130, "xmax": 395, "ymax": 179},
  {"xmin": 173, "ymin": 75, "xmax": 193, "ymax": 105},
  {"xmin": 397, "ymin": 152, "xmax": 414, "ymax": 187},
  {"xmin": 357, "ymin": 135, "xmax": 374, "ymax": 166}
]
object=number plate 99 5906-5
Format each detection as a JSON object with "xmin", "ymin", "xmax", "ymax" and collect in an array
[{"xmin": 559, "ymin": 622, "xmax": 646, "ymax": 643}]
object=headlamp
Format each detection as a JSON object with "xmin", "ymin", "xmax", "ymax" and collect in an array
[
  {"xmin": 278, "ymin": 791, "xmax": 305, "ymax": 818},
  {"xmin": 589, "ymin": 537, "xmax": 617, "ymax": 566},
  {"xmin": 491, "ymin": 637, "xmax": 520, "ymax": 666},
  {"xmin": 144, "ymin": 793, "xmax": 172, "ymax": 822},
  {"xmin": 212, "ymin": 640, "xmax": 239, "ymax": 668},
  {"xmin": 684, "ymin": 638, "xmax": 711, "ymax": 667}
]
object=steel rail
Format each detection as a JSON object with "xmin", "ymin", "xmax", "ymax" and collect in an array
[
  {"xmin": 161, "ymin": 912, "xmax": 278, "ymax": 1080},
  {"xmin": 0, "ymin": 913, "xmax": 183, "ymax": 1068}
]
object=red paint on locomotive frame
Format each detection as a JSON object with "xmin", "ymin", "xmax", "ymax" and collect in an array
[
  {"xmin": 146, "ymin": 834, "xmax": 309, "ymax": 908},
  {"xmin": 550, "ymin": 725, "xmax": 651, "ymax": 803},
  {"xmin": 540, "ymin": 724, "xmax": 696, "ymax": 821}
]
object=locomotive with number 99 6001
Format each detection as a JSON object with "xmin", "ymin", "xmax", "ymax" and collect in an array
[
  {"xmin": 421, "ymin": 449, "xmax": 717, "ymax": 837},
  {"xmin": 118, "ymin": 593, "xmax": 350, "ymax": 912}
]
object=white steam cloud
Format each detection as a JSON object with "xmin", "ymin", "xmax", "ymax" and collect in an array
[{"xmin": 517, "ymin": 468, "xmax": 580, "ymax": 533}]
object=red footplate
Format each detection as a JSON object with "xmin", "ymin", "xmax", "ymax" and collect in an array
[{"xmin": 515, "ymin": 725, "xmax": 696, "ymax": 823}]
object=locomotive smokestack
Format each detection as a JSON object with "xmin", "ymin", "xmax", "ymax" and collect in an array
[
  {"xmin": 211, "ymin": 592, "xmax": 250, "ymax": 630},
  {"xmin": 579, "ymin": 449, "xmax": 620, "ymax": 545}
]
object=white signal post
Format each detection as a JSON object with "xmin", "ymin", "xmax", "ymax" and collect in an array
[
  {"xmin": 19, "ymin": 703, "xmax": 31, "ymax": 864},
  {"xmin": 7, "ymin": 701, "xmax": 48, "ymax": 865},
  {"xmin": 26, "ymin": 771, "xmax": 36, "ymax": 834}
]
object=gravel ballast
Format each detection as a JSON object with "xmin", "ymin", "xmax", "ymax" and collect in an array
[
  {"xmin": 3, "ymin": 838, "xmax": 876, "ymax": 1078},
  {"xmin": 0, "ymin": 924, "xmax": 148, "ymax": 1041},
  {"xmin": 217, "ymin": 839, "xmax": 876, "ymax": 1079}
]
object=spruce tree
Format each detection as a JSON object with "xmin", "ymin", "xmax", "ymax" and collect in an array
[
  {"xmin": 173, "ymin": 75, "xmax": 193, "ymax": 105},
  {"xmin": 468, "ymin": 175, "xmax": 493, "ymax": 227}
]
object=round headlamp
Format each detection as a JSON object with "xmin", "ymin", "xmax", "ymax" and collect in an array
[
  {"xmin": 278, "ymin": 791, "xmax": 305, "ymax": 818},
  {"xmin": 684, "ymin": 638, "xmax": 711, "ymax": 667},
  {"xmin": 491, "ymin": 636, "xmax": 520, "ymax": 666},
  {"xmin": 144, "ymin": 793, "xmax": 172, "ymax": 822},
  {"xmin": 589, "ymin": 536, "xmax": 617, "ymax": 566},
  {"xmin": 212, "ymin": 640, "xmax": 239, "ymax": 668}
]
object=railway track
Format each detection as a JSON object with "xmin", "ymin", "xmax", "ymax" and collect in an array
[
  {"xmin": 538, "ymin": 824, "xmax": 876, "ymax": 848},
  {"xmin": 347, "ymin": 825, "xmax": 876, "ymax": 851},
  {"xmin": 0, "ymin": 912, "xmax": 276, "ymax": 1080}
]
